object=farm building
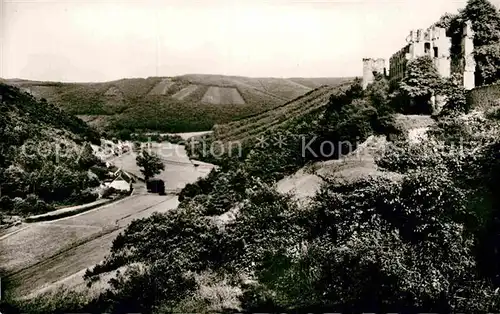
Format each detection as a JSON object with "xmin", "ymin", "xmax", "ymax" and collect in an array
[{"xmin": 105, "ymin": 169, "xmax": 135, "ymax": 192}]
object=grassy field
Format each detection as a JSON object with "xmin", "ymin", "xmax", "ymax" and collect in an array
[
  {"xmin": 109, "ymin": 143, "xmax": 214, "ymax": 191},
  {"xmin": 2, "ymin": 195, "xmax": 179, "ymax": 297},
  {"xmin": 2, "ymin": 75, "xmax": 352, "ymax": 134}
]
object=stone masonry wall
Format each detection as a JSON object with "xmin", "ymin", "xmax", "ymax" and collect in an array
[{"xmin": 467, "ymin": 83, "xmax": 500, "ymax": 109}]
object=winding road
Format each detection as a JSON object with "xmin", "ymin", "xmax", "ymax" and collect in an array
[
  {"xmin": 1, "ymin": 193, "xmax": 179, "ymax": 297},
  {"xmin": 0, "ymin": 143, "xmax": 215, "ymax": 298}
]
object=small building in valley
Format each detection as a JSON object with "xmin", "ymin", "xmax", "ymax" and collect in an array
[{"xmin": 105, "ymin": 169, "xmax": 134, "ymax": 192}]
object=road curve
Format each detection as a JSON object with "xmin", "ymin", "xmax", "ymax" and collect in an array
[
  {"xmin": 2, "ymin": 143, "xmax": 214, "ymax": 298},
  {"xmin": 1, "ymin": 194, "xmax": 179, "ymax": 297}
]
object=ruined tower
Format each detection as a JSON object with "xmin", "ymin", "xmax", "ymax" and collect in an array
[
  {"xmin": 462, "ymin": 20, "xmax": 475, "ymax": 90},
  {"xmin": 362, "ymin": 58, "xmax": 386, "ymax": 89}
]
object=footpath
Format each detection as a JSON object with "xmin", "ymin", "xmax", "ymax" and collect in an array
[{"xmin": 24, "ymin": 198, "xmax": 120, "ymax": 223}]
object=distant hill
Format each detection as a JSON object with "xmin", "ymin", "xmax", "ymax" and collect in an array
[{"xmin": 1, "ymin": 75, "xmax": 353, "ymax": 135}]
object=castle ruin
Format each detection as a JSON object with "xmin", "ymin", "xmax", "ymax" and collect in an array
[{"xmin": 363, "ymin": 20, "xmax": 475, "ymax": 91}]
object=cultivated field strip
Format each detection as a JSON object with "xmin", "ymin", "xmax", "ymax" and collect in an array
[
  {"xmin": 148, "ymin": 78, "xmax": 175, "ymax": 95},
  {"xmin": 201, "ymin": 86, "xmax": 246, "ymax": 105},
  {"xmin": 219, "ymin": 85, "xmax": 331, "ymax": 132},
  {"xmin": 104, "ymin": 86, "xmax": 124, "ymax": 98},
  {"xmin": 238, "ymin": 98, "xmax": 329, "ymax": 144},
  {"xmin": 256, "ymin": 78, "xmax": 312, "ymax": 100},
  {"xmin": 171, "ymin": 84, "xmax": 200, "ymax": 100}
]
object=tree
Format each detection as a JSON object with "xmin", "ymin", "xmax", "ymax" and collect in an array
[
  {"xmin": 434, "ymin": 12, "xmax": 460, "ymax": 30},
  {"xmin": 462, "ymin": 0, "xmax": 500, "ymax": 46},
  {"xmin": 394, "ymin": 56, "xmax": 443, "ymax": 114},
  {"xmin": 136, "ymin": 150, "xmax": 164, "ymax": 181},
  {"xmin": 473, "ymin": 43, "xmax": 500, "ymax": 85},
  {"xmin": 365, "ymin": 73, "xmax": 391, "ymax": 113}
]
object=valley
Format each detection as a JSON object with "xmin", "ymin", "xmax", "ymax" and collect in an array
[{"xmin": 5, "ymin": 0, "xmax": 500, "ymax": 312}]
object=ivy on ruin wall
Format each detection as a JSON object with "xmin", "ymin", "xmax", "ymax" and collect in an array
[{"xmin": 437, "ymin": 0, "xmax": 500, "ymax": 86}]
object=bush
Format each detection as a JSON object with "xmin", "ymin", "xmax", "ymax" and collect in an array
[
  {"xmin": 162, "ymin": 134, "xmax": 185, "ymax": 145},
  {"xmin": 84, "ymin": 211, "xmax": 224, "ymax": 312},
  {"xmin": 12, "ymin": 194, "xmax": 54, "ymax": 216},
  {"xmin": 101, "ymin": 187, "xmax": 118, "ymax": 199},
  {"xmin": 70, "ymin": 188, "xmax": 99, "ymax": 205},
  {"xmin": 179, "ymin": 169, "xmax": 219, "ymax": 202},
  {"xmin": 235, "ymin": 170, "xmax": 497, "ymax": 312},
  {"xmin": 438, "ymin": 74, "xmax": 469, "ymax": 115},
  {"xmin": 90, "ymin": 165, "xmax": 110, "ymax": 180},
  {"xmin": 0, "ymin": 196, "xmax": 13, "ymax": 213}
]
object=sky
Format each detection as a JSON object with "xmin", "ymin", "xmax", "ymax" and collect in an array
[{"xmin": 0, "ymin": 0, "xmax": 484, "ymax": 82}]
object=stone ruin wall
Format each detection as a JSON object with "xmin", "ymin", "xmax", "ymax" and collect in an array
[{"xmin": 363, "ymin": 20, "xmax": 475, "ymax": 91}]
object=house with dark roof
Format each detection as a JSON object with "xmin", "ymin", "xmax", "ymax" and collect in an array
[{"xmin": 105, "ymin": 169, "xmax": 135, "ymax": 192}]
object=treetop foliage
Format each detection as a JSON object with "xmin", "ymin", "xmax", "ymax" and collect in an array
[
  {"xmin": 136, "ymin": 150, "xmax": 165, "ymax": 181},
  {"xmin": 462, "ymin": 0, "xmax": 500, "ymax": 46}
]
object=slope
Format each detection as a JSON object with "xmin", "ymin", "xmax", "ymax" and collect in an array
[
  {"xmin": 0, "ymin": 83, "xmax": 102, "ymax": 217},
  {"xmin": 2, "ymin": 75, "xmax": 349, "ymax": 135},
  {"xmin": 210, "ymin": 82, "xmax": 352, "ymax": 145}
]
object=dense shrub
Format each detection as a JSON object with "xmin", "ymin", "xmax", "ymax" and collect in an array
[
  {"xmin": 438, "ymin": 74, "xmax": 469, "ymax": 115},
  {"xmin": 70, "ymin": 188, "xmax": 99, "ymax": 205},
  {"xmin": 83, "ymin": 210, "xmax": 225, "ymax": 312},
  {"xmin": 237, "ymin": 166, "xmax": 498, "ymax": 312},
  {"xmin": 101, "ymin": 187, "xmax": 118, "ymax": 199},
  {"xmin": 0, "ymin": 196, "xmax": 13, "ymax": 213},
  {"xmin": 12, "ymin": 194, "xmax": 54, "ymax": 215}
]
